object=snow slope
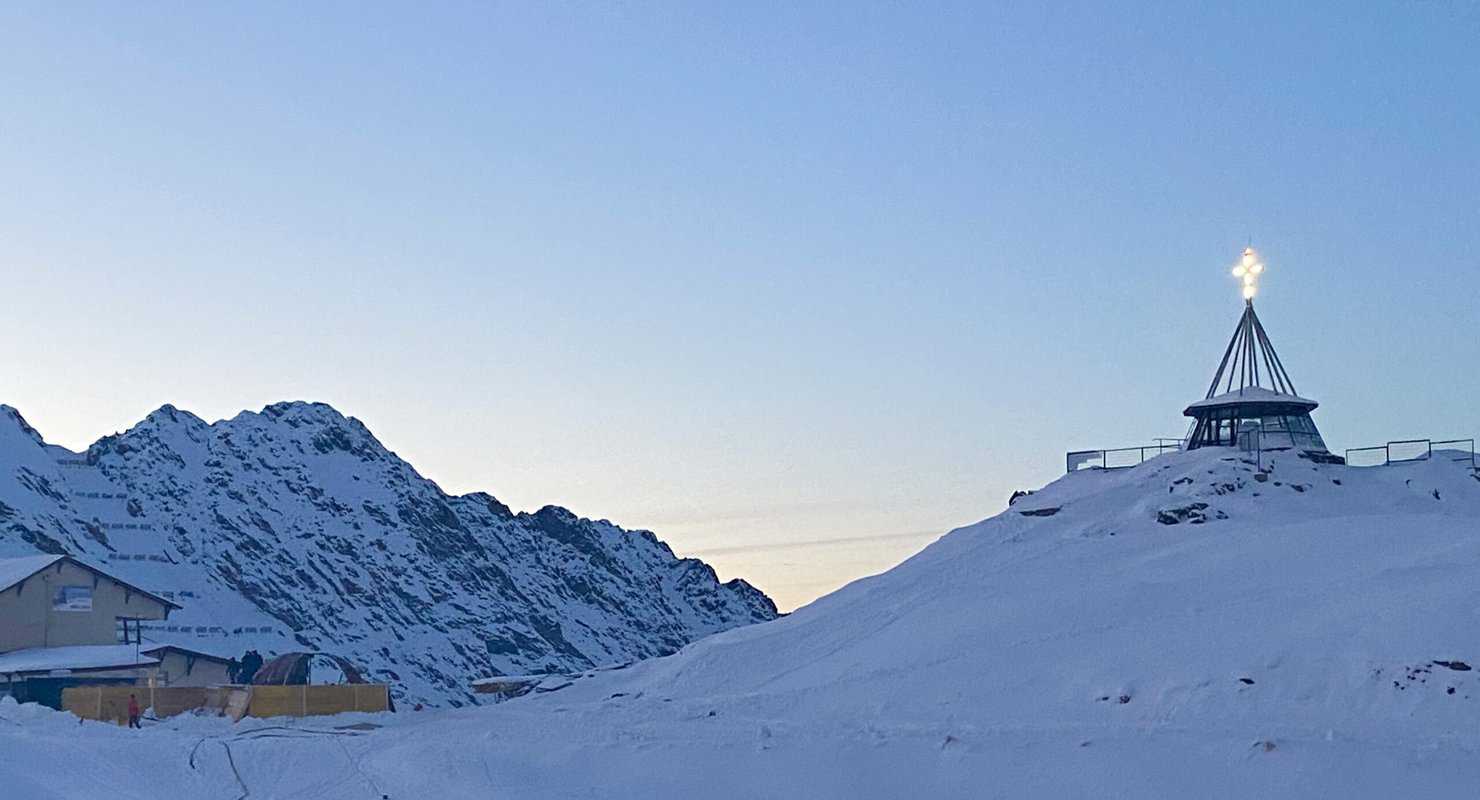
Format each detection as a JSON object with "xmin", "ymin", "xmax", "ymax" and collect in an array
[
  {"xmin": 4, "ymin": 446, "xmax": 1480, "ymax": 798},
  {"xmin": 0, "ymin": 403, "xmax": 775, "ymax": 706}
]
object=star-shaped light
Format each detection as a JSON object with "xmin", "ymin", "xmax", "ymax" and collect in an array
[{"xmin": 1231, "ymin": 246, "xmax": 1265, "ymax": 300}]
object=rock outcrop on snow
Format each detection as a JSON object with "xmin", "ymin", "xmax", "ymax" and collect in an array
[{"xmin": 0, "ymin": 402, "xmax": 776, "ymax": 705}]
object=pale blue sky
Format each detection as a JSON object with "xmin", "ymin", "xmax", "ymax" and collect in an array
[{"xmin": 2, "ymin": 3, "xmax": 1477, "ymax": 609}]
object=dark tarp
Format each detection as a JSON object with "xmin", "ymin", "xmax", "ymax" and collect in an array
[{"xmin": 251, "ymin": 652, "xmax": 368, "ymax": 686}]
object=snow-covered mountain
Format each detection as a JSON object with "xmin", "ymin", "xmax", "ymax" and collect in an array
[
  {"xmin": 0, "ymin": 402, "xmax": 775, "ymax": 706},
  {"xmin": 7, "ymin": 445, "xmax": 1480, "ymax": 798}
]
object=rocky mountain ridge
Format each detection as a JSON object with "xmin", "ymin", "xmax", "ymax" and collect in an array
[{"xmin": 0, "ymin": 401, "xmax": 776, "ymax": 705}]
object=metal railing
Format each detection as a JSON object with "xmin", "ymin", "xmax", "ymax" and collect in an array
[
  {"xmin": 1344, "ymin": 438, "xmax": 1476, "ymax": 470},
  {"xmin": 1069, "ymin": 436, "xmax": 1478, "ymax": 474},
  {"xmin": 1067, "ymin": 442, "xmax": 1183, "ymax": 473}
]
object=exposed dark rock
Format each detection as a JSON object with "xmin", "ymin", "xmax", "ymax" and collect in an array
[{"xmin": 1157, "ymin": 503, "xmax": 1211, "ymax": 525}]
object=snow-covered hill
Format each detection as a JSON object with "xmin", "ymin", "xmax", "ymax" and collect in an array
[
  {"xmin": 5, "ymin": 445, "xmax": 1480, "ymax": 798},
  {"xmin": 0, "ymin": 402, "xmax": 775, "ymax": 706}
]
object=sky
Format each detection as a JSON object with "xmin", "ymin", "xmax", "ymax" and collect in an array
[{"xmin": 1, "ymin": 3, "xmax": 1477, "ymax": 611}]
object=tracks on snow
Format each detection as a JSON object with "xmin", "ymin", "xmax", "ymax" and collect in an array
[{"xmin": 188, "ymin": 724, "xmax": 386, "ymax": 799}]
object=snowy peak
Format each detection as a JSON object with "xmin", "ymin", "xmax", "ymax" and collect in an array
[
  {"xmin": 140, "ymin": 403, "xmax": 208, "ymax": 429},
  {"xmin": 0, "ymin": 405, "xmax": 45, "ymax": 449},
  {"xmin": 260, "ymin": 399, "xmax": 354, "ymax": 422},
  {"xmin": 253, "ymin": 402, "xmax": 387, "ymax": 454}
]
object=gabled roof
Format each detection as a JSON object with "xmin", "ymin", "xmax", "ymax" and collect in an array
[
  {"xmin": 0, "ymin": 554, "xmax": 65, "ymax": 593},
  {"xmin": 0, "ymin": 554, "xmax": 183, "ymax": 611},
  {"xmin": 140, "ymin": 643, "xmax": 233, "ymax": 664}
]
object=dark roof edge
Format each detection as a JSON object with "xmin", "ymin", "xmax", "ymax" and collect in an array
[{"xmin": 141, "ymin": 644, "xmax": 232, "ymax": 663}]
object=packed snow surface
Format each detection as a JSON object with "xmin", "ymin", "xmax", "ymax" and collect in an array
[{"xmin": 4, "ymin": 447, "xmax": 1480, "ymax": 798}]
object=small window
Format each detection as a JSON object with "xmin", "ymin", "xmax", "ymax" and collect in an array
[
  {"xmin": 116, "ymin": 618, "xmax": 141, "ymax": 644},
  {"xmin": 52, "ymin": 586, "xmax": 92, "ymax": 611}
]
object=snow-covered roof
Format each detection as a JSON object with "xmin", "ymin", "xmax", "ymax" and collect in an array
[
  {"xmin": 0, "ymin": 645, "xmax": 159, "ymax": 675},
  {"xmin": 0, "ymin": 555, "xmax": 182, "ymax": 611},
  {"xmin": 0, "ymin": 555, "xmax": 65, "ymax": 593},
  {"xmin": 471, "ymin": 674, "xmax": 549, "ymax": 687},
  {"xmin": 1183, "ymin": 385, "xmax": 1319, "ymax": 415}
]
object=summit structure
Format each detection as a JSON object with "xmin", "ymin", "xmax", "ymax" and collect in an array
[{"xmin": 1182, "ymin": 247, "xmax": 1330, "ymax": 454}]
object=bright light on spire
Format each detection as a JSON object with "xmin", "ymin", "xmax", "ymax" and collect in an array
[{"xmin": 1233, "ymin": 246, "xmax": 1264, "ymax": 302}]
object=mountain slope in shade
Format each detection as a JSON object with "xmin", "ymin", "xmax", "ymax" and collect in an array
[{"xmin": 0, "ymin": 402, "xmax": 775, "ymax": 705}]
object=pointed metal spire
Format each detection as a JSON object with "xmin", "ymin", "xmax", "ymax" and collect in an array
[{"xmin": 1201, "ymin": 247, "xmax": 1299, "ymax": 399}]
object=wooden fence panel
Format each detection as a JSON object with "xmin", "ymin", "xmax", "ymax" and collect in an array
[
  {"xmin": 64, "ymin": 684, "xmax": 391, "ymax": 722},
  {"xmin": 62, "ymin": 686, "xmax": 208, "ymax": 724},
  {"xmin": 352, "ymin": 684, "xmax": 390, "ymax": 713},
  {"xmin": 153, "ymin": 687, "xmax": 208, "ymax": 718},
  {"xmin": 245, "ymin": 685, "xmax": 299, "ymax": 718},
  {"xmin": 304, "ymin": 685, "xmax": 355, "ymax": 716}
]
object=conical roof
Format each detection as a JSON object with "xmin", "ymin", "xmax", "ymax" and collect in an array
[{"xmin": 1184, "ymin": 385, "xmax": 1317, "ymax": 415}]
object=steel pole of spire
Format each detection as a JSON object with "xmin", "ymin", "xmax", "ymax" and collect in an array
[
  {"xmin": 1249, "ymin": 307, "xmax": 1297, "ymax": 396},
  {"xmin": 1205, "ymin": 310, "xmax": 1244, "ymax": 399},
  {"xmin": 1240, "ymin": 303, "xmax": 1253, "ymax": 392},
  {"xmin": 1231, "ymin": 307, "xmax": 1243, "ymax": 390},
  {"xmin": 1225, "ymin": 310, "xmax": 1246, "ymax": 395},
  {"xmin": 1247, "ymin": 301, "xmax": 1262, "ymax": 389},
  {"xmin": 1251, "ymin": 303, "xmax": 1284, "ymax": 394}
]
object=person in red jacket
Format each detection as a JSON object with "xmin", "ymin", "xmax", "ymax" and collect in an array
[{"xmin": 127, "ymin": 694, "xmax": 142, "ymax": 729}]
